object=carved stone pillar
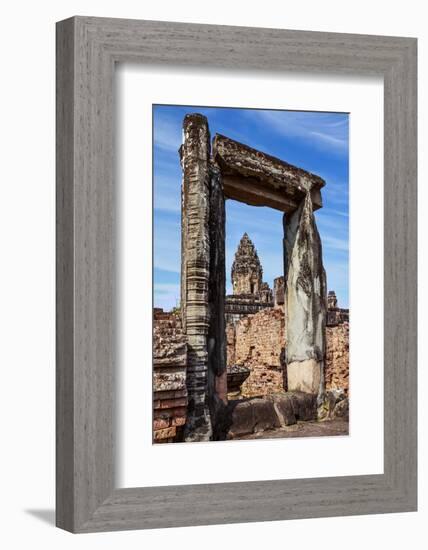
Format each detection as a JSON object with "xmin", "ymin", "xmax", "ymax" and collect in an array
[
  {"xmin": 208, "ymin": 163, "xmax": 228, "ymax": 419},
  {"xmin": 180, "ymin": 114, "xmax": 213, "ymax": 441},
  {"xmin": 285, "ymin": 192, "xmax": 327, "ymax": 400}
]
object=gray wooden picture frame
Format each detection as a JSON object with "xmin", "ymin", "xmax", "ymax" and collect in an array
[{"xmin": 56, "ymin": 16, "xmax": 417, "ymax": 533}]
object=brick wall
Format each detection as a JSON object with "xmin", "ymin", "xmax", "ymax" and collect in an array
[
  {"xmin": 227, "ymin": 308, "xmax": 286, "ymax": 397},
  {"xmin": 227, "ymin": 308, "xmax": 349, "ymax": 398},
  {"xmin": 153, "ymin": 310, "xmax": 188, "ymax": 442},
  {"xmin": 325, "ymin": 322, "xmax": 349, "ymax": 394},
  {"xmin": 153, "ymin": 308, "xmax": 349, "ymax": 440}
]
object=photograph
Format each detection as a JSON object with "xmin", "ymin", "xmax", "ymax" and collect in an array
[
  {"xmin": 0, "ymin": 1, "xmax": 419, "ymax": 543},
  {"xmin": 152, "ymin": 105, "xmax": 350, "ymax": 443}
]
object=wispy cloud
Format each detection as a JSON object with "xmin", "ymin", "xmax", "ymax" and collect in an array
[
  {"xmin": 153, "ymin": 215, "xmax": 181, "ymax": 274},
  {"xmin": 153, "ymin": 175, "xmax": 181, "ymax": 214},
  {"xmin": 322, "ymin": 208, "xmax": 349, "ymax": 218},
  {"xmin": 248, "ymin": 110, "xmax": 349, "ymax": 155},
  {"xmin": 153, "ymin": 115, "xmax": 182, "ymax": 152},
  {"xmin": 321, "ymin": 235, "xmax": 349, "ymax": 252},
  {"xmin": 153, "ymin": 105, "xmax": 350, "ymax": 309}
]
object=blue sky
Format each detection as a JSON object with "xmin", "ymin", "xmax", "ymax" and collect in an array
[{"xmin": 153, "ymin": 105, "xmax": 349, "ymax": 311}]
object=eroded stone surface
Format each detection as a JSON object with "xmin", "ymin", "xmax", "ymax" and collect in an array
[
  {"xmin": 226, "ymin": 304, "xmax": 348, "ymax": 403},
  {"xmin": 285, "ymin": 193, "xmax": 327, "ymax": 400},
  {"xmin": 225, "ymin": 391, "xmax": 318, "ymax": 439},
  {"xmin": 225, "ymin": 233, "xmax": 273, "ymax": 324},
  {"xmin": 287, "ymin": 358, "xmax": 321, "ymax": 394},
  {"xmin": 176, "ymin": 114, "xmax": 331, "ymax": 441},
  {"xmin": 227, "ymin": 307, "xmax": 285, "ymax": 397},
  {"xmin": 325, "ymin": 322, "xmax": 350, "ymax": 394},
  {"xmin": 153, "ymin": 310, "xmax": 188, "ymax": 443},
  {"xmin": 212, "ymin": 134, "xmax": 325, "ymax": 212},
  {"xmin": 318, "ymin": 389, "xmax": 349, "ymax": 421},
  {"xmin": 180, "ymin": 114, "xmax": 213, "ymax": 441}
]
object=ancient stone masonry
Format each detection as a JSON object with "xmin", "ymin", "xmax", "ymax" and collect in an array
[
  {"xmin": 327, "ymin": 290, "xmax": 349, "ymax": 326},
  {"xmin": 226, "ymin": 301, "xmax": 349, "ymax": 400},
  {"xmin": 231, "ymin": 233, "xmax": 264, "ymax": 295},
  {"xmin": 178, "ymin": 113, "xmax": 329, "ymax": 441},
  {"xmin": 212, "ymin": 134, "xmax": 325, "ymax": 212},
  {"xmin": 225, "ymin": 233, "xmax": 273, "ymax": 324},
  {"xmin": 153, "ymin": 309, "xmax": 188, "ymax": 443},
  {"xmin": 180, "ymin": 114, "xmax": 213, "ymax": 441},
  {"xmin": 273, "ymin": 276, "xmax": 285, "ymax": 310},
  {"xmin": 284, "ymin": 193, "xmax": 327, "ymax": 399},
  {"xmin": 227, "ymin": 308, "xmax": 285, "ymax": 398},
  {"xmin": 325, "ymin": 322, "xmax": 350, "ymax": 394},
  {"xmin": 207, "ymin": 162, "xmax": 228, "ymax": 427},
  {"xmin": 226, "ymin": 392, "xmax": 318, "ymax": 439}
]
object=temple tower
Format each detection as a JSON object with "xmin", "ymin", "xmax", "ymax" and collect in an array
[
  {"xmin": 231, "ymin": 233, "xmax": 263, "ymax": 296},
  {"xmin": 327, "ymin": 290, "xmax": 338, "ymax": 309}
]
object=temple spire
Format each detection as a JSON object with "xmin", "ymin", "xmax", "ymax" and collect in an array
[{"xmin": 231, "ymin": 233, "xmax": 263, "ymax": 295}]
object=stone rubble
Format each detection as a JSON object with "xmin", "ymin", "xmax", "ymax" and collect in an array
[
  {"xmin": 153, "ymin": 309, "xmax": 188, "ymax": 443},
  {"xmin": 226, "ymin": 392, "xmax": 318, "ymax": 439}
]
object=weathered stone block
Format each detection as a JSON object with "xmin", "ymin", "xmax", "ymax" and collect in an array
[
  {"xmin": 287, "ymin": 359, "xmax": 321, "ymax": 394},
  {"xmin": 153, "ymin": 371, "xmax": 187, "ymax": 392},
  {"xmin": 227, "ymin": 307, "xmax": 285, "ymax": 397},
  {"xmin": 153, "ymin": 418, "xmax": 170, "ymax": 430},
  {"xmin": 252, "ymin": 398, "xmax": 281, "ymax": 432},
  {"xmin": 270, "ymin": 394, "xmax": 296, "ymax": 426},
  {"xmin": 154, "ymin": 426, "xmax": 177, "ymax": 441},
  {"xmin": 288, "ymin": 391, "xmax": 317, "ymax": 421},
  {"xmin": 172, "ymin": 416, "xmax": 186, "ymax": 427},
  {"xmin": 227, "ymin": 401, "xmax": 255, "ymax": 437},
  {"xmin": 325, "ymin": 323, "xmax": 349, "ymax": 394},
  {"xmin": 153, "ymin": 310, "xmax": 188, "ymax": 442},
  {"xmin": 285, "ymin": 192, "xmax": 327, "ymax": 398},
  {"xmin": 333, "ymin": 397, "xmax": 349, "ymax": 419},
  {"xmin": 212, "ymin": 134, "xmax": 325, "ymax": 212},
  {"xmin": 157, "ymin": 397, "xmax": 188, "ymax": 410}
]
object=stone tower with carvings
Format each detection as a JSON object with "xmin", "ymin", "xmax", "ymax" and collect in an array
[{"xmin": 231, "ymin": 233, "xmax": 263, "ymax": 296}]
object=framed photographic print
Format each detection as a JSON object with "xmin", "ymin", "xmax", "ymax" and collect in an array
[{"xmin": 56, "ymin": 16, "xmax": 417, "ymax": 532}]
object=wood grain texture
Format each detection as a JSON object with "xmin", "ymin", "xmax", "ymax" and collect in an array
[{"xmin": 56, "ymin": 16, "xmax": 417, "ymax": 532}]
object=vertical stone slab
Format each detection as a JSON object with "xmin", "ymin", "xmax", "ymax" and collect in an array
[
  {"xmin": 208, "ymin": 164, "xmax": 227, "ymax": 420},
  {"xmin": 285, "ymin": 193, "xmax": 327, "ymax": 400},
  {"xmin": 180, "ymin": 114, "xmax": 212, "ymax": 441}
]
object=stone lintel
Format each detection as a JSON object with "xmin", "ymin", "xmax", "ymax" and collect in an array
[
  {"xmin": 222, "ymin": 175, "xmax": 299, "ymax": 212},
  {"xmin": 212, "ymin": 134, "xmax": 325, "ymax": 212}
]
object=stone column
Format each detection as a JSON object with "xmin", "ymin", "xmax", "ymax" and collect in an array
[
  {"xmin": 180, "ymin": 114, "xmax": 213, "ymax": 441},
  {"xmin": 284, "ymin": 192, "xmax": 327, "ymax": 400},
  {"xmin": 208, "ymin": 163, "xmax": 227, "ymax": 407}
]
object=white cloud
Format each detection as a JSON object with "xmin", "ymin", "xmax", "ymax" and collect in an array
[
  {"xmin": 153, "ymin": 116, "xmax": 182, "ymax": 152},
  {"xmin": 249, "ymin": 110, "xmax": 349, "ymax": 154},
  {"xmin": 321, "ymin": 235, "xmax": 349, "ymax": 252}
]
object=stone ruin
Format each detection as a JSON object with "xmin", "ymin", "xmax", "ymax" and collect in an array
[
  {"xmin": 225, "ymin": 233, "xmax": 273, "ymax": 324},
  {"xmin": 225, "ymin": 240, "xmax": 349, "ymax": 400},
  {"xmin": 153, "ymin": 309, "xmax": 188, "ymax": 442},
  {"xmin": 153, "ymin": 113, "xmax": 349, "ymax": 442},
  {"xmin": 327, "ymin": 290, "xmax": 349, "ymax": 326},
  {"xmin": 153, "ymin": 285, "xmax": 349, "ymax": 441}
]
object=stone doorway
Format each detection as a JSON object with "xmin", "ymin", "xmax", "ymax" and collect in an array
[{"xmin": 180, "ymin": 113, "xmax": 327, "ymax": 441}]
